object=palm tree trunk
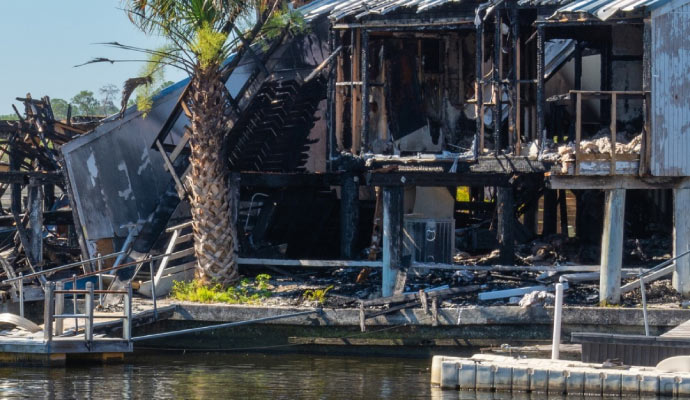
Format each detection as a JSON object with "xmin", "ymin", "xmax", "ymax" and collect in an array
[{"xmin": 187, "ymin": 65, "xmax": 238, "ymax": 286}]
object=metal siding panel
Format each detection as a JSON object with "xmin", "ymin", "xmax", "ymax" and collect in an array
[
  {"xmin": 652, "ymin": 0, "xmax": 690, "ymax": 175},
  {"xmin": 61, "ymin": 87, "xmax": 184, "ymax": 243}
]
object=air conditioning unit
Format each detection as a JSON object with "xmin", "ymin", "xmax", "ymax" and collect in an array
[{"xmin": 403, "ymin": 215, "xmax": 454, "ymax": 264}]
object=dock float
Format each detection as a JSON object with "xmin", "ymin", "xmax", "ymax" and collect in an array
[{"xmin": 431, "ymin": 354, "xmax": 690, "ymax": 397}]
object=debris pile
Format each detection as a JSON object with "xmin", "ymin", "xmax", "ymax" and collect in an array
[{"xmin": 527, "ymin": 130, "xmax": 643, "ymax": 173}]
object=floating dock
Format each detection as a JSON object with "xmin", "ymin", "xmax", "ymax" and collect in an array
[{"xmin": 431, "ymin": 354, "xmax": 690, "ymax": 397}]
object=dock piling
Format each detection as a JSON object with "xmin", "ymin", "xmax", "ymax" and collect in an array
[
  {"xmin": 85, "ymin": 282, "xmax": 93, "ymax": 343},
  {"xmin": 674, "ymin": 188, "xmax": 690, "ymax": 297},
  {"xmin": 600, "ymin": 189, "xmax": 626, "ymax": 304},
  {"xmin": 43, "ymin": 282, "xmax": 54, "ymax": 343},
  {"xmin": 55, "ymin": 281, "xmax": 64, "ymax": 336},
  {"xmin": 552, "ymin": 282, "xmax": 563, "ymax": 360}
]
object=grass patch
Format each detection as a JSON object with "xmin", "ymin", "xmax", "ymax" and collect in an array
[
  {"xmin": 302, "ymin": 285, "xmax": 334, "ymax": 304},
  {"xmin": 171, "ymin": 274, "xmax": 272, "ymax": 304}
]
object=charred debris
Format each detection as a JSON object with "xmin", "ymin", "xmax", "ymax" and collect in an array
[{"xmin": 0, "ymin": 0, "xmax": 689, "ymax": 315}]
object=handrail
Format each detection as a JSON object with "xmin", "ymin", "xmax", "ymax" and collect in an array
[
  {"xmin": 44, "ymin": 281, "xmax": 132, "ymax": 343},
  {"xmin": 637, "ymin": 248, "xmax": 690, "ymax": 337},
  {"xmin": 2, "ymin": 251, "xmax": 126, "ymax": 284}
]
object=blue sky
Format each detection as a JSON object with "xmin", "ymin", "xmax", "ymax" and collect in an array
[{"xmin": 0, "ymin": 1, "xmax": 186, "ymax": 115}]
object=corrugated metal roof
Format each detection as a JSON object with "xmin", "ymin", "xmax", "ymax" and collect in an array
[
  {"xmin": 301, "ymin": 0, "xmax": 463, "ymax": 21},
  {"xmin": 552, "ymin": 0, "xmax": 669, "ymax": 20}
]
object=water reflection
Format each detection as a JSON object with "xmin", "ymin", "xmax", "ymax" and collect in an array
[
  {"xmin": 0, "ymin": 353, "xmax": 431, "ymax": 399},
  {"xmin": 0, "ymin": 353, "xmax": 674, "ymax": 399}
]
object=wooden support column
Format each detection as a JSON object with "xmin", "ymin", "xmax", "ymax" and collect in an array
[
  {"xmin": 340, "ymin": 174, "xmax": 360, "ymax": 259},
  {"xmin": 641, "ymin": 19, "xmax": 652, "ymax": 175},
  {"xmin": 510, "ymin": 4, "xmax": 519, "ymax": 153},
  {"xmin": 673, "ymin": 188, "xmax": 690, "ymax": 297},
  {"xmin": 497, "ymin": 186, "xmax": 514, "ymax": 265},
  {"xmin": 558, "ymin": 190, "xmax": 569, "ymax": 236},
  {"xmin": 474, "ymin": 17, "xmax": 484, "ymax": 159},
  {"xmin": 360, "ymin": 30, "xmax": 369, "ymax": 154},
  {"xmin": 9, "ymin": 140, "xmax": 21, "ymax": 216},
  {"xmin": 28, "ymin": 180, "xmax": 44, "ymax": 267},
  {"xmin": 536, "ymin": 24, "xmax": 546, "ymax": 154},
  {"xmin": 382, "ymin": 186, "xmax": 403, "ymax": 297},
  {"xmin": 493, "ymin": 10, "xmax": 502, "ymax": 154},
  {"xmin": 543, "ymin": 190, "xmax": 558, "ymax": 236},
  {"xmin": 600, "ymin": 189, "xmax": 626, "ymax": 305},
  {"xmin": 327, "ymin": 28, "xmax": 337, "ymax": 171}
]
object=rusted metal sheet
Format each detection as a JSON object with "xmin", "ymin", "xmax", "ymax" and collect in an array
[{"xmin": 651, "ymin": 0, "xmax": 690, "ymax": 176}]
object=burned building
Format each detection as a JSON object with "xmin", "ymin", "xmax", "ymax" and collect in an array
[{"xmin": 1, "ymin": 0, "xmax": 690, "ymax": 309}]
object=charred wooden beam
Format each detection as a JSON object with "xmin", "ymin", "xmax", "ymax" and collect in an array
[
  {"xmin": 366, "ymin": 172, "xmax": 510, "ymax": 187},
  {"xmin": 493, "ymin": 10, "xmax": 502, "ymax": 154},
  {"xmin": 340, "ymin": 174, "xmax": 359, "ymax": 259},
  {"xmin": 497, "ymin": 186, "xmax": 514, "ymax": 265},
  {"xmin": 360, "ymin": 30, "xmax": 370, "ymax": 153},
  {"xmin": 239, "ymin": 172, "xmax": 343, "ymax": 187},
  {"xmin": 474, "ymin": 15, "xmax": 483, "ymax": 159},
  {"xmin": 0, "ymin": 210, "xmax": 73, "ymax": 226},
  {"xmin": 382, "ymin": 186, "xmax": 403, "ymax": 297},
  {"xmin": 0, "ymin": 171, "xmax": 63, "ymax": 184},
  {"xmin": 536, "ymin": 24, "xmax": 546, "ymax": 155}
]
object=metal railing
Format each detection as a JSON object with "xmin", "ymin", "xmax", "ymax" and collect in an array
[
  {"xmin": 43, "ymin": 281, "xmax": 132, "ymax": 343},
  {"xmin": 637, "ymin": 248, "xmax": 690, "ymax": 336}
]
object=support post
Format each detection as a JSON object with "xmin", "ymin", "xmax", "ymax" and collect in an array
[
  {"xmin": 493, "ymin": 10, "xmax": 502, "ymax": 154},
  {"xmin": 536, "ymin": 24, "xmax": 546, "ymax": 155},
  {"xmin": 558, "ymin": 190, "xmax": 569, "ymax": 235},
  {"xmin": 55, "ymin": 281, "xmax": 64, "ymax": 336},
  {"xmin": 340, "ymin": 174, "xmax": 360, "ymax": 259},
  {"xmin": 474, "ymin": 16, "xmax": 483, "ymax": 159},
  {"xmin": 551, "ymin": 283, "xmax": 563, "ymax": 360},
  {"xmin": 43, "ymin": 282, "xmax": 54, "ymax": 343},
  {"xmin": 382, "ymin": 186, "xmax": 403, "ymax": 297},
  {"xmin": 97, "ymin": 254, "xmax": 103, "ymax": 306},
  {"xmin": 510, "ymin": 4, "xmax": 519, "ymax": 153},
  {"xmin": 72, "ymin": 274, "xmax": 78, "ymax": 334},
  {"xmin": 85, "ymin": 282, "xmax": 94, "ymax": 343},
  {"xmin": 543, "ymin": 190, "xmax": 558, "ymax": 236},
  {"xmin": 28, "ymin": 180, "xmax": 44, "ymax": 267},
  {"xmin": 123, "ymin": 283, "xmax": 132, "ymax": 341},
  {"xmin": 18, "ymin": 273, "xmax": 24, "ymax": 318},
  {"xmin": 497, "ymin": 186, "xmax": 514, "ymax": 264},
  {"xmin": 673, "ymin": 188, "xmax": 690, "ymax": 297},
  {"xmin": 600, "ymin": 189, "xmax": 626, "ymax": 305},
  {"xmin": 149, "ymin": 259, "xmax": 158, "ymax": 320},
  {"xmin": 327, "ymin": 28, "xmax": 337, "ymax": 171},
  {"xmin": 360, "ymin": 29, "xmax": 369, "ymax": 153}
]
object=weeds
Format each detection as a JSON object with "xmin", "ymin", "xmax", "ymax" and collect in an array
[
  {"xmin": 171, "ymin": 274, "xmax": 272, "ymax": 304},
  {"xmin": 303, "ymin": 285, "xmax": 334, "ymax": 304}
]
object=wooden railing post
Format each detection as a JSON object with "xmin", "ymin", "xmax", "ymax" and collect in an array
[
  {"xmin": 123, "ymin": 283, "xmax": 132, "ymax": 341},
  {"xmin": 55, "ymin": 281, "xmax": 64, "ymax": 336},
  {"xmin": 85, "ymin": 282, "xmax": 94, "ymax": 343},
  {"xmin": 43, "ymin": 282, "xmax": 54, "ymax": 343},
  {"xmin": 72, "ymin": 274, "xmax": 78, "ymax": 335},
  {"xmin": 18, "ymin": 272, "xmax": 24, "ymax": 318}
]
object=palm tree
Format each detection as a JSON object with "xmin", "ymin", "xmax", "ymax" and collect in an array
[{"xmin": 111, "ymin": 0, "xmax": 292, "ymax": 286}]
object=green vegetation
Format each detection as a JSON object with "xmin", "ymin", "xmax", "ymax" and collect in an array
[
  {"xmin": 303, "ymin": 285, "xmax": 334, "ymax": 304},
  {"xmin": 171, "ymin": 274, "xmax": 272, "ymax": 304}
]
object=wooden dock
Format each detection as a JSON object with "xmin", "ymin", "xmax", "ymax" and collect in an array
[
  {"xmin": 573, "ymin": 317, "xmax": 690, "ymax": 367},
  {"xmin": 0, "ymin": 282, "xmax": 138, "ymax": 366}
]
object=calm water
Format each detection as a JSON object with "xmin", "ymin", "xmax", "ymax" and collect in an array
[{"xmin": 0, "ymin": 352, "xmax": 666, "ymax": 399}]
